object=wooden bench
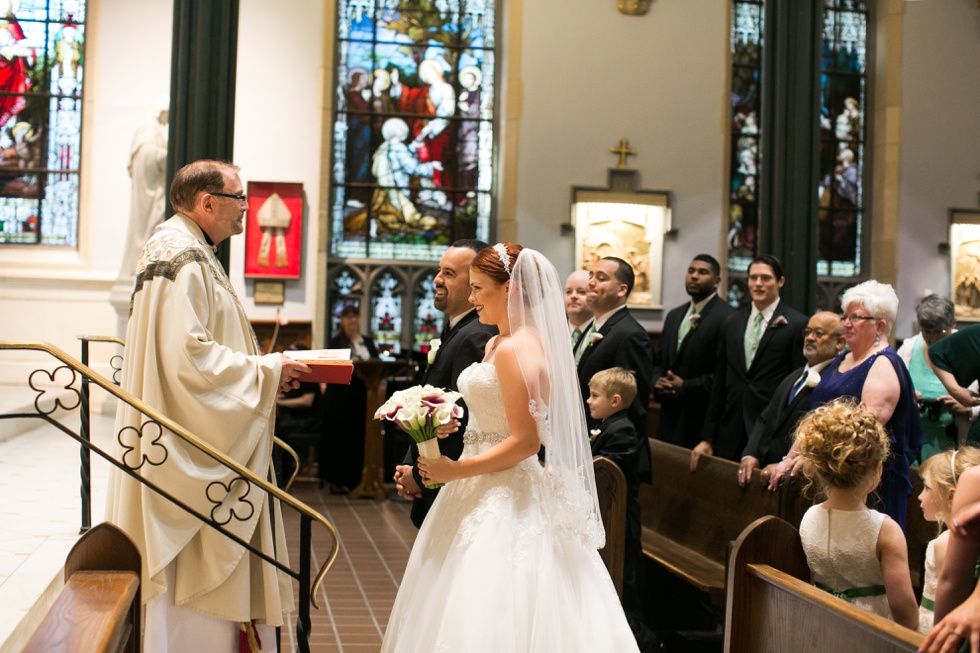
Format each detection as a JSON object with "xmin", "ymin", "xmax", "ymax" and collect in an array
[
  {"xmin": 725, "ymin": 515, "xmax": 922, "ymax": 652},
  {"xmin": 593, "ymin": 455, "xmax": 627, "ymax": 600},
  {"xmin": 640, "ymin": 439, "xmax": 789, "ymax": 603},
  {"xmin": 23, "ymin": 522, "xmax": 141, "ymax": 653},
  {"xmin": 642, "ymin": 438, "xmax": 933, "ymax": 603}
]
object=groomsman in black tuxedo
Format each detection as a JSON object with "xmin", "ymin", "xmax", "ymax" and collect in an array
[
  {"xmin": 577, "ymin": 257, "xmax": 655, "ymax": 479},
  {"xmin": 394, "ymin": 239, "xmax": 495, "ymax": 528},
  {"xmin": 737, "ymin": 311, "xmax": 844, "ymax": 486},
  {"xmin": 652, "ymin": 254, "xmax": 734, "ymax": 448},
  {"xmin": 565, "ymin": 269, "xmax": 594, "ymax": 364},
  {"xmin": 691, "ymin": 254, "xmax": 807, "ymax": 468}
]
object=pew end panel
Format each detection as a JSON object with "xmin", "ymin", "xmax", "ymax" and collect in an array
[
  {"xmin": 594, "ymin": 455, "xmax": 627, "ymax": 600},
  {"xmin": 725, "ymin": 515, "xmax": 923, "ymax": 653}
]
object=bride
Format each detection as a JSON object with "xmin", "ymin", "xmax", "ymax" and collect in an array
[{"xmin": 382, "ymin": 243, "xmax": 639, "ymax": 652}]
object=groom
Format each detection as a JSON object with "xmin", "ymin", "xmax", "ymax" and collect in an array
[{"xmin": 394, "ymin": 239, "xmax": 496, "ymax": 528}]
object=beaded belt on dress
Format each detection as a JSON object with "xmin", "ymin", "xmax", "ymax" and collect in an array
[{"xmin": 463, "ymin": 429, "xmax": 507, "ymax": 445}]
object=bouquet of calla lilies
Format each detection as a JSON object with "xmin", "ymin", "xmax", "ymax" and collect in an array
[{"xmin": 374, "ymin": 385, "xmax": 464, "ymax": 488}]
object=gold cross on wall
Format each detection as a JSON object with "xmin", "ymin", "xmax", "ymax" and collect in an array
[{"xmin": 610, "ymin": 138, "xmax": 636, "ymax": 169}]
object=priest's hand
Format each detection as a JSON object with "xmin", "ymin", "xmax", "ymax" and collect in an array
[
  {"xmin": 279, "ymin": 355, "xmax": 311, "ymax": 392},
  {"xmin": 393, "ymin": 465, "xmax": 422, "ymax": 500},
  {"xmin": 417, "ymin": 455, "xmax": 457, "ymax": 485}
]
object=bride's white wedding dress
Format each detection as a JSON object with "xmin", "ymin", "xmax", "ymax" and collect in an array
[{"xmin": 381, "ymin": 362, "xmax": 639, "ymax": 652}]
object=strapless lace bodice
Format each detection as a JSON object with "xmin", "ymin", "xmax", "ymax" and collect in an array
[{"xmin": 458, "ymin": 363, "xmax": 511, "ymax": 441}]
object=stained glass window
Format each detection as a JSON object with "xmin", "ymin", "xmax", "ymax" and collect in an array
[
  {"xmin": 727, "ymin": 0, "xmax": 763, "ymax": 276},
  {"xmin": 0, "ymin": 1, "xmax": 85, "ymax": 246},
  {"xmin": 370, "ymin": 269, "xmax": 404, "ymax": 355},
  {"xmin": 412, "ymin": 271, "xmax": 441, "ymax": 353},
  {"xmin": 330, "ymin": 0, "xmax": 494, "ymax": 262},
  {"xmin": 818, "ymin": 0, "xmax": 868, "ymax": 278},
  {"xmin": 328, "ymin": 267, "xmax": 364, "ymax": 338}
]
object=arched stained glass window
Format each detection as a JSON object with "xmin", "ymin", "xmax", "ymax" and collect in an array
[
  {"xmin": 726, "ymin": 0, "xmax": 870, "ymax": 308},
  {"xmin": 330, "ymin": 0, "xmax": 495, "ymax": 262},
  {"xmin": 818, "ymin": 0, "xmax": 868, "ymax": 278},
  {"xmin": 370, "ymin": 269, "xmax": 405, "ymax": 355},
  {"xmin": 328, "ymin": 266, "xmax": 364, "ymax": 337},
  {"xmin": 412, "ymin": 270, "xmax": 441, "ymax": 353},
  {"xmin": 727, "ymin": 0, "xmax": 763, "ymax": 277},
  {"xmin": 0, "ymin": 0, "xmax": 85, "ymax": 246}
]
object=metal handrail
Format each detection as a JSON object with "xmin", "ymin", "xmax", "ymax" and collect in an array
[{"xmin": 1, "ymin": 340, "xmax": 340, "ymax": 652}]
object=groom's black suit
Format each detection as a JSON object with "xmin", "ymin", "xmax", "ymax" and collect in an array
[
  {"xmin": 577, "ymin": 306, "xmax": 654, "ymax": 481},
  {"xmin": 405, "ymin": 309, "xmax": 495, "ymax": 528}
]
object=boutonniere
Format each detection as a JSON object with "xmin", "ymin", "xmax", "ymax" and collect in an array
[
  {"xmin": 589, "ymin": 332, "xmax": 604, "ymax": 347},
  {"xmin": 770, "ymin": 315, "xmax": 788, "ymax": 329},
  {"xmin": 427, "ymin": 338, "xmax": 442, "ymax": 365},
  {"xmin": 689, "ymin": 314, "xmax": 701, "ymax": 331},
  {"xmin": 589, "ymin": 428, "xmax": 602, "ymax": 442},
  {"xmin": 804, "ymin": 368, "xmax": 821, "ymax": 388}
]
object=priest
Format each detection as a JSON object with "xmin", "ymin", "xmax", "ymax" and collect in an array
[{"xmin": 106, "ymin": 160, "xmax": 310, "ymax": 652}]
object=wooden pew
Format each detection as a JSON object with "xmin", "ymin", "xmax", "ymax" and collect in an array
[
  {"xmin": 640, "ymin": 439, "xmax": 789, "ymax": 603},
  {"xmin": 594, "ymin": 455, "xmax": 627, "ymax": 600},
  {"xmin": 23, "ymin": 522, "xmax": 141, "ymax": 653},
  {"xmin": 642, "ymin": 438, "xmax": 932, "ymax": 604},
  {"xmin": 725, "ymin": 515, "xmax": 922, "ymax": 652}
]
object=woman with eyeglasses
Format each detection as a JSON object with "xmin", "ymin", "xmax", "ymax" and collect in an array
[{"xmin": 801, "ymin": 281, "xmax": 926, "ymax": 530}]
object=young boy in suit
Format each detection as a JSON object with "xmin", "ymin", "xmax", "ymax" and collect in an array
[{"xmin": 588, "ymin": 368, "xmax": 660, "ymax": 652}]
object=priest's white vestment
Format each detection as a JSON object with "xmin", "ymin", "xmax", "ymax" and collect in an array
[{"xmin": 106, "ymin": 213, "xmax": 293, "ymax": 627}]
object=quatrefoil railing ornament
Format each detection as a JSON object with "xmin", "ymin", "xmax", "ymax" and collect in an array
[
  {"xmin": 207, "ymin": 476, "xmax": 256, "ymax": 526},
  {"xmin": 117, "ymin": 420, "xmax": 169, "ymax": 470},
  {"xmin": 29, "ymin": 365, "xmax": 81, "ymax": 415}
]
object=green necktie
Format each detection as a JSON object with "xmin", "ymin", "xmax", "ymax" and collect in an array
[
  {"xmin": 575, "ymin": 323, "xmax": 594, "ymax": 365},
  {"xmin": 744, "ymin": 312, "xmax": 764, "ymax": 365},
  {"xmin": 677, "ymin": 305, "xmax": 694, "ymax": 347}
]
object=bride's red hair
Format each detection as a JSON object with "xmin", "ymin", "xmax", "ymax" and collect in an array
[{"xmin": 471, "ymin": 242, "xmax": 523, "ymax": 285}]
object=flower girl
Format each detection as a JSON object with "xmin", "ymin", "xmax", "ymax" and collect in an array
[
  {"xmin": 916, "ymin": 447, "xmax": 980, "ymax": 633},
  {"xmin": 796, "ymin": 398, "xmax": 919, "ymax": 630}
]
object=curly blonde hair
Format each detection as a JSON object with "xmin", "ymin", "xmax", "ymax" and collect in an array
[
  {"xmin": 796, "ymin": 398, "xmax": 890, "ymax": 495},
  {"xmin": 919, "ymin": 447, "xmax": 980, "ymax": 528}
]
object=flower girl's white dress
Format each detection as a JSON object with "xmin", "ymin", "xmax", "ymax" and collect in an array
[{"xmin": 381, "ymin": 362, "xmax": 639, "ymax": 652}]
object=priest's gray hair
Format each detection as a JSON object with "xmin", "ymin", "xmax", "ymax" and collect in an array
[{"xmin": 169, "ymin": 160, "xmax": 240, "ymax": 213}]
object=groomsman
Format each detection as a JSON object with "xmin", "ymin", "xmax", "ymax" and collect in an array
[
  {"xmin": 577, "ymin": 257, "xmax": 655, "ymax": 477},
  {"xmin": 652, "ymin": 254, "xmax": 734, "ymax": 448},
  {"xmin": 692, "ymin": 254, "xmax": 807, "ymax": 468},
  {"xmin": 394, "ymin": 239, "xmax": 495, "ymax": 528},
  {"xmin": 565, "ymin": 269, "xmax": 594, "ymax": 364}
]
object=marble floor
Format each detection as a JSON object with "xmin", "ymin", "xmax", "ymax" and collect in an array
[{"xmin": 0, "ymin": 383, "xmax": 419, "ymax": 653}]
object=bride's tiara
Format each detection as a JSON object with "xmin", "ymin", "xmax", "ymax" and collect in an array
[{"xmin": 493, "ymin": 243, "xmax": 512, "ymax": 277}]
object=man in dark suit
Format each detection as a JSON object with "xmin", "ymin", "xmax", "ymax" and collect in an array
[
  {"xmin": 652, "ymin": 254, "xmax": 734, "ymax": 448},
  {"xmin": 691, "ymin": 254, "xmax": 807, "ymax": 468},
  {"xmin": 393, "ymin": 239, "xmax": 495, "ymax": 528},
  {"xmin": 577, "ymin": 256, "xmax": 655, "ymax": 479},
  {"xmin": 565, "ymin": 269, "xmax": 594, "ymax": 364},
  {"xmin": 737, "ymin": 311, "xmax": 844, "ymax": 486}
]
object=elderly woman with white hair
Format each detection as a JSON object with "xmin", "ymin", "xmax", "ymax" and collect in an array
[{"xmin": 772, "ymin": 281, "xmax": 925, "ymax": 529}]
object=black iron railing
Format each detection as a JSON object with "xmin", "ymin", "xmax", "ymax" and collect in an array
[{"xmin": 1, "ymin": 340, "xmax": 339, "ymax": 653}]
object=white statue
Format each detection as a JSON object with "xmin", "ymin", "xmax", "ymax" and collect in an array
[{"xmin": 118, "ymin": 98, "xmax": 168, "ymax": 279}]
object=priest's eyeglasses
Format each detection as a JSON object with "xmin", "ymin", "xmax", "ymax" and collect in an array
[{"xmin": 211, "ymin": 192, "xmax": 248, "ymax": 203}]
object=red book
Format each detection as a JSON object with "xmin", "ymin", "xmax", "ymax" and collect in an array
[{"xmin": 284, "ymin": 349, "xmax": 353, "ymax": 385}]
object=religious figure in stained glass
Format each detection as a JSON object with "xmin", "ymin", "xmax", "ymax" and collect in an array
[
  {"xmin": 331, "ymin": 0, "xmax": 494, "ymax": 262},
  {"xmin": 0, "ymin": 0, "xmax": 86, "ymax": 246}
]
